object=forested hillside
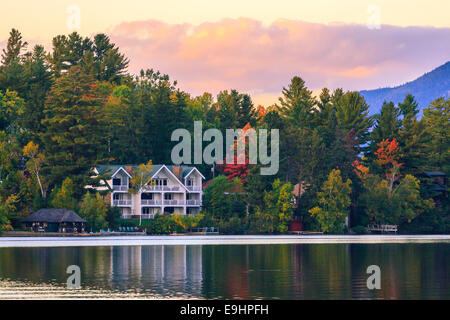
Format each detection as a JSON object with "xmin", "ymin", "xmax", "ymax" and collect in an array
[
  {"xmin": 0, "ymin": 29, "xmax": 448, "ymax": 234},
  {"xmin": 360, "ymin": 61, "xmax": 450, "ymax": 114}
]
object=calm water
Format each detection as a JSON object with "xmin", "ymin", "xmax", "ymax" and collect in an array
[{"xmin": 0, "ymin": 243, "xmax": 448, "ymax": 299}]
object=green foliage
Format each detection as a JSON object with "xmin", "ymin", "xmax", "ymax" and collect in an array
[
  {"xmin": 203, "ymin": 175, "xmax": 235, "ymax": 220},
  {"xmin": 264, "ymin": 179, "xmax": 294, "ymax": 233},
  {"xmin": 309, "ymin": 169, "xmax": 352, "ymax": 233},
  {"xmin": 0, "ymin": 194, "xmax": 19, "ymax": 231},
  {"xmin": 334, "ymin": 91, "xmax": 374, "ymax": 147},
  {"xmin": 422, "ymin": 97, "xmax": 449, "ymax": 173},
  {"xmin": 0, "ymin": 89, "xmax": 25, "ymax": 133},
  {"xmin": 50, "ymin": 177, "xmax": 77, "ymax": 211},
  {"xmin": 351, "ymin": 225, "xmax": 367, "ymax": 234},
  {"xmin": 356, "ymin": 165, "xmax": 435, "ymax": 226},
  {"xmin": 40, "ymin": 66, "xmax": 107, "ymax": 195},
  {"xmin": 106, "ymin": 206, "xmax": 122, "ymax": 230},
  {"xmin": 135, "ymin": 213, "xmax": 204, "ymax": 235},
  {"xmin": 0, "ymin": 28, "xmax": 447, "ymax": 235},
  {"xmin": 79, "ymin": 192, "xmax": 108, "ymax": 232},
  {"xmin": 129, "ymin": 160, "xmax": 153, "ymax": 193}
]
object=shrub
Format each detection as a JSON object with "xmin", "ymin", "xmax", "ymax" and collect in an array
[{"xmin": 352, "ymin": 225, "xmax": 367, "ymax": 234}]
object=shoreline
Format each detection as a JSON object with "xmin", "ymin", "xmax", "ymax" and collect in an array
[{"xmin": 0, "ymin": 234, "xmax": 449, "ymax": 247}]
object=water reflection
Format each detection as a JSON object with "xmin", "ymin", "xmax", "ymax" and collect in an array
[{"xmin": 0, "ymin": 244, "xmax": 448, "ymax": 299}]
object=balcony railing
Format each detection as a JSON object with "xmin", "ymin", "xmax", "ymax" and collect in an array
[
  {"xmin": 139, "ymin": 199, "xmax": 203, "ymax": 206},
  {"xmin": 186, "ymin": 200, "xmax": 202, "ymax": 206},
  {"xmin": 141, "ymin": 199, "xmax": 162, "ymax": 206},
  {"xmin": 113, "ymin": 185, "xmax": 128, "ymax": 191},
  {"xmin": 113, "ymin": 199, "xmax": 132, "ymax": 206},
  {"xmin": 145, "ymin": 186, "xmax": 181, "ymax": 192},
  {"xmin": 122, "ymin": 214, "xmax": 156, "ymax": 220},
  {"xmin": 186, "ymin": 186, "xmax": 202, "ymax": 192},
  {"xmin": 163, "ymin": 200, "xmax": 185, "ymax": 206}
]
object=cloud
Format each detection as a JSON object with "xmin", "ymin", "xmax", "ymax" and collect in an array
[{"xmin": 21, "ymin": 18, "xmax": 450, "ymax": 106}]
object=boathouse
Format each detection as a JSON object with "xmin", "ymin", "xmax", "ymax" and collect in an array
[{"xmin": 21, "ymin": 208, "xmax": 86, "ymax": 233}]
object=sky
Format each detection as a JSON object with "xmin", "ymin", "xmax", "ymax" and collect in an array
[{"xmin": 2, "ymin": 0, "xmax": 450, "ymax": 106}]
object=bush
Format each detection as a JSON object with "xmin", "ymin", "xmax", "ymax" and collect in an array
[
  {"xmin": 143, "ymin": 214, "xmax": 204, "ymax": 235},
  {"xmin": 218, "ymin": 216, "xmax": 245, "ymax": 235},
  {"xmin": 351, "ymin": 225, "xmax": 367, "ymax": 234}
]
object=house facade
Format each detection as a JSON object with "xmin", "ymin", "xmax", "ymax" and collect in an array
[{"xmin": 93, "ymin": 164, "xmax": 204, "ymax": 219}]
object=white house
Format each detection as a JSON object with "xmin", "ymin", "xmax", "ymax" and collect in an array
[{"xmin": 92, "ymin": 164, "xmax": 204, "ymax": 219}]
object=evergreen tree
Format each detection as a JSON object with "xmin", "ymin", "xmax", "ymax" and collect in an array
[
  {"xmin": 397, "ymin": 94, "xmax": 429, "ymax": 175},
  {"xmin": 0, "ymin": 29, "xmax": 28, "ymax": 93},
  {"xmin": 20, "ymin": 45, "xmax": 54, "ymax": 142},
  {"xmin": 41, "ymin": 66, "xmax": 107, "ymax": 195},
  {"xmin": 422, "ymin": 97, "xmax": 450, "ymax": 173},
  {"xmin": 334, "ymin": 91, "xmax": 374, "ymax": 149}
]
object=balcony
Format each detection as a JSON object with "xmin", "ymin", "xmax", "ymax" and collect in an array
[
  {"xmin": 122, "ymin": 214, "xmax": 155, "ymax": 220},
  {"xmin": 141, "ymin": 199, "xmax": 162, "ymax": 206},
  {"xmin": 186, "ymin": 186, "xmax": 202, "ymax": 192},
  {"xmin": 113, "ymin": 199, "xmax": 132, "ymax": 206},
  {"xmin": 163, "ymin": 199, "xmax": 185, "ymax": 206},
  {"xmin": 112, "ymin": 185, "xmax": 128, "ymax": 191},
  {"xmin": 145, "ymin": 185, "xmax": 181, "ymax": 192},
  {"xmin": 186, "ymin": 200, "xmax": 202, "ymax": 206}
]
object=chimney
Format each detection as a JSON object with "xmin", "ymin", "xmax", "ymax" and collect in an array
[
  {"xmin": 125, "ymin": 166, "xmax": 134, "ymax": 177},
  {"xmin": 173, "ymin": 166, "xmax": 183, "ymax": 182}
]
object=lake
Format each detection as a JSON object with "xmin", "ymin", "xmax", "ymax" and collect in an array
[{"xmin": 0, "ymin": 243, "xmax": 448, "ymax": 299}]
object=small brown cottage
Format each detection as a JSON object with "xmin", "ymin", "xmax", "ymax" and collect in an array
[{"xmin": 21, "ymin": 208, "xmax": 86, "ymax": 233}]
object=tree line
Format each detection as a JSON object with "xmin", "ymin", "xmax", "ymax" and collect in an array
[{"xmin": 0, "ymin": 29, "xmax": 448, "ymax": 233}]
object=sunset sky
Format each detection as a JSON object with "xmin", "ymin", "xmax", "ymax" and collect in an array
[{"xmin": 2, "ymin": 0, "xmax": 450, "ymax": 105}]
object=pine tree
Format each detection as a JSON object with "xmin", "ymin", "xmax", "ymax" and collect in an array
[
  {"xmin": 41, "ymin": 66, "xmax": 107, "ymax": 196},
  {"xmin": 334, "ymin": 91, "xmax": 374, "ymax": 149},
  {"xmin": 0, "ymin": 29, "xmax": 28, "ymax": 93},
  {"xmin": 1, "ymin": 29, "xmax": 27, "ymax": 66},
  {"xmin": 397, "ymin": 95, "xmax": 429, "ymax": 175},
  {"xmin": 21, "ymin": 45, "xmax": 54, "ymax": 142},
  {"xmin": 422, "ymin": 97, "xmax": 450, "ymax": 173},
  {"xmin": 278, "ymin": 76, "xmax": 317, "ymax": 128}
]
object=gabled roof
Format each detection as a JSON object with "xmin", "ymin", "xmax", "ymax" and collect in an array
[
  {"xmin": 150, "ymin": 165, "xmax": 188, "ymax": 191},
  {"xmin": 21, "ymin": 209, "xmax": 86, "ymax": 223},
  {"xmin": 111, "ymin": 166, "xmax": 132, "ymax": 178},
  {"xmin": 184, "ymin": 167, "xmax": 206, "ymax": 180},
  {"xmin": 96, "ymin": 164, "xmax": 204, "ymax": 180}
]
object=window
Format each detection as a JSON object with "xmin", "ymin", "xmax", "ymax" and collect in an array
[
  {"xmin": 186, "ymin": 193, "xmax": 192, "ymax": 200},
  {"xmin": 164, "ymin": 193, "xmax": 173, "ymax": 200},
  {"xmin": 113, "ymin": 178, "xmax": 121, "ymax": 186},
  {"xmin": 154, "ymin": 178, "xmax": 168, "ymax": 186},
  {"xmin": 164, "ymin": 207, "xmax": 174, "ymax": 214},
  {"xmin": 142, "ymin": 207, "xmax": 151, "ymax": 214},
  {"xmin": 141, "ymin": 193, "xmax": 153, "ymax": 200},
  {"xmin": 113, "ymin": 193, "xmax": 122, "ymax": 200},
  {"xmin": 186, "ymin": 178, "xmax": 194, "ymax": 186}
]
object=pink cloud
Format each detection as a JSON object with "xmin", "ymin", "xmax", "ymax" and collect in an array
[{"xmin": 25, "ymin": 18, "xmax": 450, "ymax": 106}]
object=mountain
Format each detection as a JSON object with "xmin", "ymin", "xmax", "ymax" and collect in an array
[{"xmin": 360, "ymin": 61, "xmax": 450, "ymax": 114}]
